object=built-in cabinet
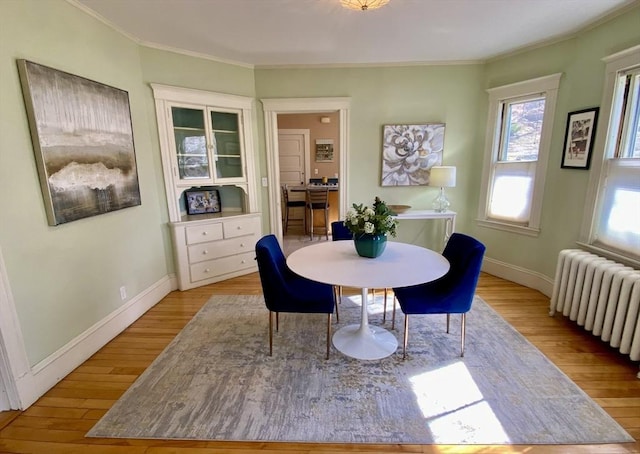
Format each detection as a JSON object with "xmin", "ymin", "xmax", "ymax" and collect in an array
[{"xmin": 151, "ymin": 84, "xmax": 261, "ymax": 290}]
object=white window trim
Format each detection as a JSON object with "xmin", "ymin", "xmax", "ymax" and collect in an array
[
  {"xmin": 578, "ymin": 44, "xmax": 640, "ymax": 266},
  {"xmin": 477, "ymin": 73, "xmax": 562, "ymax": 236}
]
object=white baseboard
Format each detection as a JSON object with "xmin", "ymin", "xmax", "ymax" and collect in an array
[
  {"xmin": 16, "ymin": 273, "xmax": 178, "ymax": 409},
  {"xmin": 482, "ymin": 257, "xmax": 554, "ymax": 298}
]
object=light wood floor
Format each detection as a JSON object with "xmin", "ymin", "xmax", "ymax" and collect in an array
[{"xmin": 1, "ymin": 272, "xmax": 639, "ymax": 454}]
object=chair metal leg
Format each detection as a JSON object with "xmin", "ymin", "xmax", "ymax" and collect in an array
[
  {"xmin": 382, "ymin": 288, "xmax": 389, "ymax": 323},
  {"xmin": 326, "ymin": 313, "xmax": 332, "ymax": 360},
  {"xmin": 332, "ymin": 286, "xmax": 339, "ymax": 323},
  {"xmin": 283, "ymin": 207, "xmax": 289, "ymax": 234},
  {"xmin": 392, "ymin": 296, "xmax": 397, "ymax": 330},
  {"xmin": 403, "ymin": 314, "xmax": 409, "ymax": 360},
  {"xmin": 461, "ymin": 313, "xmax": 466, "ymax": 357},
  {"xmin": 268, "ymin": 311, "xmax": 273, "ymax": 356},
  {"xmin": 446, "ymin": 313, "xmax": 450, "ymax": 333},
  {"xmin": 309, "ymin": 208, "xmax": 314, "ymax": 240},
  {"xmin": 324, "ymin": 209, "xmax": 329, "ymax": 240}
]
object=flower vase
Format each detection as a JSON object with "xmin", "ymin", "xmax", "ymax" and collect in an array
[{"xmin": 353, "ymin": 233, "xmax": 387, "ymax": 258}]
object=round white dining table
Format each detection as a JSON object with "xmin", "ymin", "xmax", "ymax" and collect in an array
[{"xmin": 286, "ymin": 240, "xmax": 450, "ymax": 360}]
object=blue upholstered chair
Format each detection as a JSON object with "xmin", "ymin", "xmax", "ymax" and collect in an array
[
  {"xmin": 392, "ymin": 233, "xmax": 486, "ymax": 359},
  {"xmin": 255, "ymin": 234, "xmax": 337, "ymax": 359},
  {"xmin": 331, "ymin": 220, "xmax": 352, "ymax": 241}
]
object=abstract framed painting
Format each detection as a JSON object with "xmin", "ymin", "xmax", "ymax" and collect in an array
[
  {"xmin": 381, "ymin": 123, "xmax": 445, "ymax": 186},
  {"xmin": 17, "ymin": 59, "xmax": 141, "ymax": 225}
]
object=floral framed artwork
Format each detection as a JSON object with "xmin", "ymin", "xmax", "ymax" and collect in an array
[
  {"xmin": 561, "ymin": 107, "xmax": 599, "ymax": 169},
  {"xmin": 381, "ymin": 123, "xmax": 445, "ymax": 186},
  {"xmin": 17, "ymin": 59, "xmax": 141, "ymax": 225}
]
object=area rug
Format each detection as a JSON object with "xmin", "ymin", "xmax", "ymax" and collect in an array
[{"xmin": 87, "ymin": 294, "xmax": 634, "ymax": 445}]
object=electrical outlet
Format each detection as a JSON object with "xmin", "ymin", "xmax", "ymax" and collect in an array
[
  {"xmin": 314, "ymin": 168, "xmax": 318, "ymax": 175},
  {"xmin": 119, "ymin": 286, "xmax": 127, "ymax": 300},
  {"xmin": 261, "ymin": 177, "xmax": 268, "ymax": 187}
]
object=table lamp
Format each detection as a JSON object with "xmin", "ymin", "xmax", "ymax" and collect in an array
[{"xmin": 429, "ymin": 166, "xmax": 456, "ymax": 212}]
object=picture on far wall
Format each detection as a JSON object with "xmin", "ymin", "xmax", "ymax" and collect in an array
[
  {"xmin": 17, "ymin": 59, "xmax": 141, "ymax": 226},
  {"xmin": 315, "ymin": 139, "xmax": 334, "ymax": 162},
  {"xmin": 381, "ymin": 123, "xmax": 445, "ymax": 186},
  {"xmin": 561, "ymin": 107, "xmax": 599, "ymax": 170}
]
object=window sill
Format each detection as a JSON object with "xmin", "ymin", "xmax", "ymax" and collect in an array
[
  {"xmin": 476, "ymin": 219, "xmax": 540, "ymax": 237},
  {"xmin": 576, "ymin": 242, "xmax": 640, "ymax": 269}
]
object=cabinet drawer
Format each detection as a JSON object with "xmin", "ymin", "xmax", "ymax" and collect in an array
[
  {"xmin": 188, "ymin": 234, "xmax": 256, "ymax": 264},
  {"xmin": 223, "ymin": 216, "xmax": 259, "ymax": 239},
  {"xmin": 185, "ymin": 223, "xmax": 223, "ymax": 245},
  {"xmin": 190, "ymin": 251, "xmax": 255, "ymax": 282}
]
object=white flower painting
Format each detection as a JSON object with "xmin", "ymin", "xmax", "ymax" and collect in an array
[{"xmin": 381, "ymin": 123, "xmax": 445, "ymax": 186}]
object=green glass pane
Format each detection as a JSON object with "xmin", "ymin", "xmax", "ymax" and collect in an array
[
  {"xmin": 172, "ymin": 107, "xmax": 205, "ymax": 129},
  {"xmin": 216, "ymin": 156, "xmax": 243, "ymax": 179},
  {"xmin": 211, "ymin": 111, "xmax": 238, "ymax": 132},
  {"xmin": 214, "ymin": 131, "xmax": 241, "ymax": 156}
]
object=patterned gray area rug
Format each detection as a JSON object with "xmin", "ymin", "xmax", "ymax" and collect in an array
[{"xmin": 87, "ymin": 294, "xmax": 634, "ymax": 445}]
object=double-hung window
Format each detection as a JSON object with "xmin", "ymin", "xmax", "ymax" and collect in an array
[
  {"xmin": 478, "ymin": 74, "xmax": 561, "ymax": 235},
  {"xmin": 580, "ymin": 46, "xmax": 640, "ymax": 265}
]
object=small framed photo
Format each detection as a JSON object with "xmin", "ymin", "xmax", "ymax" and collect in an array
[
  {"xmin": 561, "ymin": 107, "xmax": 599, "ymax": 169},
  {"xmin": 185, "ymin": 188, "xmax": 221, "ymax": 215}
]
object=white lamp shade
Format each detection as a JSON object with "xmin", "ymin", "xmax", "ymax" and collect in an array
[{"xmin": 429, "ymin": 166, "xmax": 457, "ymax": 187}]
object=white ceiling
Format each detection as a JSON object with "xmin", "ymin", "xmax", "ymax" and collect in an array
[{"xmin": 73, "ymin": 0, "xmax": 637, "ymax": 67}]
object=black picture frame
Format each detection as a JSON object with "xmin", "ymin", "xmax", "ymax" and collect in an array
[
  {"xmin": 561, "ymin": 107, "xmax": 599, "ymax": 170},
  {"xmin": 185, "ymin": 188, "xmax": 221, "ymax": 215}
]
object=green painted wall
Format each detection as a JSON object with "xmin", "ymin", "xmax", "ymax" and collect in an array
[
  {"xmin": 470, "ymin": 7, "xmax": 640, "ymax": 278},
  {"xmin": 0, "ymin": 0, "xmax": 170, "ymax": 365},
  {"xmin": 255, "ymin": 65, "xmax": 486, "ymax": 250}
]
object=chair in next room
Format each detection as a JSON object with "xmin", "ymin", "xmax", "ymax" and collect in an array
[
  {"xmin": 281, "ymin": 184, "xmax": 305, "ymax": 234},
  {"xmin": 306, "ymin": 187, "xmax": 330, "ymax": 241}
]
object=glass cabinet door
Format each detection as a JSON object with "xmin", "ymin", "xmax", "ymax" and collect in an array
[
  {"xmin": 210, "ymin": 110, "xmax": 244, "ymax": 179},
  {"xmin": 172, "ymin": 107, "xmax": 211, "ymax": 180}
]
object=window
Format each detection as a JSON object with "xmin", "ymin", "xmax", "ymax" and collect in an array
[
  {"xmin": 581, "ymin": 46, "xmax": 640, "ymax": 264},
  {"xmin": 478, "ymin": 74, "xmax": 561, "ymax": 235}
]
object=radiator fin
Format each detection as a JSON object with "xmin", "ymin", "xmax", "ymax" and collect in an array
[{"xmin": 550, "ymin": 249, "xmax": 640, "ymax": 363}]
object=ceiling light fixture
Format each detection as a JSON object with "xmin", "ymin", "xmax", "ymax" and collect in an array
[{"xmin": 340, "ymin": 0, "xmax": 390, "ymax": 11}]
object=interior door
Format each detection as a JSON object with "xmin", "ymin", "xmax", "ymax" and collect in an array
[{"xmin": 278, "ymin": 130, "xmax": 307, "ymax": 188}]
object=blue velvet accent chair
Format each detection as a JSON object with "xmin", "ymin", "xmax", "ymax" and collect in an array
[
  {"xmin": 392, "ymin": 233, "xmax": 486, "ymax": 359},
  {"xmin": 255, "ymin": 234, "xmax": 337, "ymax": 359},
  {"xmin": 331, "ymin": 220, "xmax": 352, "ymax": 241}
]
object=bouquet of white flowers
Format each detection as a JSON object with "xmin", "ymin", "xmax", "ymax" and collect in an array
[{"xmin": 345, "ymin": 197, "xmax": 398, "ymax": 237}]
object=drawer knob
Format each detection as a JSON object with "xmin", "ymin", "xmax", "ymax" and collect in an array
[
  {"xmin": 241, "ymin": 260, "xmax": 246, "ymax": 264},
  {"xmin": 202, "ymin": 250, "xmax": 208, "ymax": 255},
  {"xmin": 202, "ymin": 231, "xmax": 207, "ymax": 236},
  {"xmin": 240, "ymin": 243, "xmax": 245, "ymax": 247},
  {"xmin": 204, "ymin": 268, "xmax": 210, "ymax": 273},
  {"xmin": 237, "ymin": 226, "xmax": 242, "ymax": 230}
]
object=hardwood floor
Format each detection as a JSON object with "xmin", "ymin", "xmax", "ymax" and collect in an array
[{"xmin": 1, "ymin": 272, "xmax": 639, "ymax": 453}]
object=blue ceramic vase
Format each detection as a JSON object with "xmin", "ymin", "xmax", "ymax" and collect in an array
[{"xmin": 353, "ymin": 233, "xmax": 387, "ymax": 258}]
